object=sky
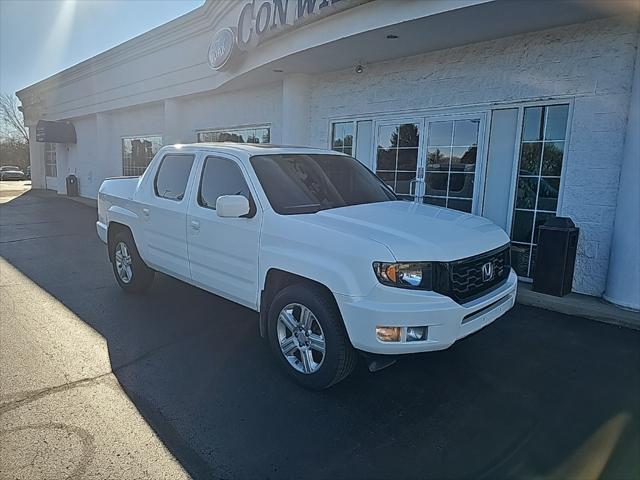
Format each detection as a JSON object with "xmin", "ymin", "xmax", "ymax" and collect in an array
[{"xmin": 0, "ymin": 0, "xmax": 204, "ymax": 96}]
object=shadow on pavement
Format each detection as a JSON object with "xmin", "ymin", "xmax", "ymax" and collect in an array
[{"xmin": 1, "ymin": 190, "xmax": 639, "ymax": 479}]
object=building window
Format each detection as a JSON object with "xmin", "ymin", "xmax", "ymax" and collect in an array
[
  {"xmin": 122, "ymin": 136, "xmax": 162, "ymax": 176},
  {"xmin": 423, "ymin": 119, "xmax": 479, "ymax": 213},
  {"xmin": 375, "ymin": 122, "xmax": 420, "ymax": 199},
  {"xmin": 197, "ymin": 126, "xmax": 270, "ymax": 144},
  {"xmin": 44, "ymin": 143, "xmax": 57, "ymax": 177},
  {"xmin": 331, "ymin": 122, "xmax": 354, "ymax": 155},
  {"xmin": 511, "ymin": 104, "xmax": 569, "ymax": 278}
]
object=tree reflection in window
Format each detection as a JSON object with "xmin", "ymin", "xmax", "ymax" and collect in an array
[
  {"xmin": 375, "ymin": 123, "xmax": 419, "ymax": 199},
  {"xmin": 197, "ymin": 126, "xmax": 270, "ymax": 145},
  {"xmin": 122, "ymin": 136, "xmax": 162, "ymax": 176}
]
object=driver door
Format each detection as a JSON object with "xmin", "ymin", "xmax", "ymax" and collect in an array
[{"xmin": 186, "ymin": 155, "xmax": 261, "ymax": 309}]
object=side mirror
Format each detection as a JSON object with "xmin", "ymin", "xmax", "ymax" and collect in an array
[{"xmin": 216, "ymin": 195, "xmax": 250, "ymax": 218}]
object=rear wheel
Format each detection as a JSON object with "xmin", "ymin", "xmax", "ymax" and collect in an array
[
  {"xmin": 267, "ymin": 283, "xmax": 357, "ymax": 389},
  {"xmin": 110, "ymin": 230, "xmax": 154, "ymax": 293}
]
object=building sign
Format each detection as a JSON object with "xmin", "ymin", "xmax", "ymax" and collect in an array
[
  {"xmin": 208, "ymin": 0, "xmax": 366, "ymax": 70},
  {"xmin": 208, "ymin": 28, "xmax": 236, "ymax": 70}
]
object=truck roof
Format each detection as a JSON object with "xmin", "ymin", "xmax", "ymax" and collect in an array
[{"xmin": 161, "ymin": 143, "xmax": 343, "ymax": 157}]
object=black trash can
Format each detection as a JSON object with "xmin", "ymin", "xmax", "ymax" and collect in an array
[
  {"xmin": 533, "ymin": 217, "xmax": 579, "ymax": 296},
  {"xmin": 66, "ymin": 174, "xmax": 79, "ymax": 197}
]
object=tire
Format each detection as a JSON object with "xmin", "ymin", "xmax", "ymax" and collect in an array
[
  {"xmin": 267, "ymin": 283, "xmax": 358, "ymax": 389},
  {"xmin": 109, "ymin": 230, "xmax": 155, "ymax": 293}
]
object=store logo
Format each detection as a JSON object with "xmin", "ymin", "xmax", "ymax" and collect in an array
[
  {"xmin": 209, "ymin": 0, "xmax": 362, "ymax": 70},
  {"xmin": 482, "ymin": 262, "xmax": 495, "ymax": 282},
  {"xmin": 208, "ymin": 28, "xmax": 236, "ymax": 70}
]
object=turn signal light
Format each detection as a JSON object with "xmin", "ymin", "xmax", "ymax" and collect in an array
[{"xmin": 376, "ymin": 326, "xmax": 401, "ymax": 342}]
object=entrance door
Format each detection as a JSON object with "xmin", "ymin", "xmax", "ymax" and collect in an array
[
  {"xmin": 373, "ymin": 119, "xmax": 422, "ymax": 200},
  {"xmin": 420, "ymin": 116, "xmax": 483, "ymax": 213},
  {"xmin": 372, "ymin": 115, "xmax": 484, "ymax": 213}
]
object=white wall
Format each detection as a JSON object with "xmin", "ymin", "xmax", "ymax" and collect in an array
[{"xmin": 307, "ymin": 16, "xmax": 639, "ymax": 297}]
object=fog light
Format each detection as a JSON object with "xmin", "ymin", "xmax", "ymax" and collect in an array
[
  {"xmin": 376, "ymin": 326, "xmax": 401, "ymax": 342},
  {"xmin": 406, "ymin": 326, "xmax": 427, "ymax": 342}
]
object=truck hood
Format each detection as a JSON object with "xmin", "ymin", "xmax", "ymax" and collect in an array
[{"xmin": 298, "ymin": 201, "xmax": 510, "ymax": 261}]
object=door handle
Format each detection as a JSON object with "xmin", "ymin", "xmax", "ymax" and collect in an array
[
  {"xmin": 142, "ymin": 208, "xmax": 150, "ymax": 217},
  {"xmin": 191, "ymin": 220, "xmax": 200, "ymax": 231}
]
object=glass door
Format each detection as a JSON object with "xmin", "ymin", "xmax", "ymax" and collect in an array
[
  {"xmin": 421, "ymin": 117, "xmax": 482, "ymax": 213},
  {"xmin": 374, "ymin": 120, "xmax": 422, "ymax": 200}
]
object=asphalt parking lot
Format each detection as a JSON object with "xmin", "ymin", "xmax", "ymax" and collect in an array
[{"xmin": 1, "ymin": 186, "xmax": 639, "ymax": 479}]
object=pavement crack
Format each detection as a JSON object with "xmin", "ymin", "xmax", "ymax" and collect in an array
[{"xmin": 0, "ymin": 372, "xmax": 112, "ymax": 416}]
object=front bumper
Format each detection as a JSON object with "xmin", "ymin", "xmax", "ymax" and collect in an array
[
  {"xmin": 96, "ymin": 221, "xmax": 108, "ymax": 244},
  {"xmin": 335, "ymin": 270, "xmax": 518, "ymax": 354}
]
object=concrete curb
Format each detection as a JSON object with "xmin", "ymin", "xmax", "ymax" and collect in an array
[{"xmin": 517, "ymin": 282, "xmax": 640, "ymax": 330}]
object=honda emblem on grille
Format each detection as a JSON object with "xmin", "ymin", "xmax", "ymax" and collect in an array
[{"xmin": 482, "ymin": 261, "xmax": 494, "ymax": 282}]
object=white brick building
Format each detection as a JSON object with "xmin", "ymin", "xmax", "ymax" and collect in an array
[{"xmin": 17, "ymin": 0, "xmax": 640, "ymax": 309}]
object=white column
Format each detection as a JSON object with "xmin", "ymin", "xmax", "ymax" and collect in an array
[
  {"xmin": 281, "ymin": 74, "xmax": 311, "ymax": 145},
  {"xmin": 604, "ymin": 34, "xmax": 640, "ymax": 311},
  {"xmin": 164, "ymin": 98, "xmax": 190, "ymax": 145},
  {"xmin": 27, "ymin": 125, "xmax": 45, "ymax": 190}
]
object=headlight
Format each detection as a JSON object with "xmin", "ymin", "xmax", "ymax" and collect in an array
[{"xmin": 373, "ymin": 262, "xmax": 434, "ymax": 290}]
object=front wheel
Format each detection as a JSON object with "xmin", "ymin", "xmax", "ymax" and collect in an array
[
  {"xmin": 109, "ymin": 230, "xmax": 155, "ymax": 293},
  {"xmin": 267, "ymin": 283, "xmax": 357, "ymax": 389}
]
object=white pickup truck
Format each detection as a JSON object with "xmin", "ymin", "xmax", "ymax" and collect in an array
[{"xmin": 97, "ymin": 143, "xmax": 517, "ymax": 389}]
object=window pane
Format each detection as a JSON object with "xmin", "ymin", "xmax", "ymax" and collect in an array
[
  {"xmin": 331, "ymin": 123, "xmax": 344, "ymax": 150},
  {"xmin": 545, "ymin": 105, "xmax": 569, "ymax": 140},
  {"xmin": 397, "ymin": 148, "xmax": 418, "ymax": 171},
  {"xmin": 376, "ymin": 148, "xmax": 396, "ymax": 170},
  {"xmin": 343, "ymin": 123, "xmax": 354, "ymax": 147},
  {"xmin": 448, "ymin": 173, "xmax": 474, "ymax": 199},
  {"xmin": 542, "ymin": 141, "xmax": 564, "ymax": 176},
  {"xmin": 154, "ymin": 155, "xmax": 194, "ymax": 200},
  {"xmin": 122, "ymin": 136, "xmax": 161, "ymax": 176},
  {"xmin": 376, "ymin": 171, "xmax": 395, "ymax": 190},
  {"xmin": 522, "ymin": 107, "xmax": 543, "ymax": 141},
  {"xmin": 447, "ymin": 198, "xmax": 472, "ymax": 213},
  {"xmin": 516, "ymin": 177, "xmax": 539, "ymax": 209},
  {"xmin": 425, "ymin": 172, "xmax": 449, "ymax": 196},
  {"xmin": 398, "ymin": 123, "xmax": 419, "ymax": 147},
  {"xmin": 200, "ymin": 157, "xmax": 251, "ymax": 209},
  {"xmin": 538, "ymin": 178, "xmax": 560, "ymax": 211},
  {"xmin": 428, "ymin": 121, "xmax": 453, "ymax": 145},
  {"xmin": 451, "ymin": 146, "xmax": 476, "ymax": 170},
  {"xmin": 519, "ymin": 142, "xmax": 542, "ymax": 175},
  {"xmin": 197, "ymin": 126, "xmax": 270, "ymax": 145},
  {"xmin": 453, "ymin": 119, "xmax": 479, "ymax": 146},
  {"xmin": 395, "ymin": 171, "xmax": 416, "ymax": 195},
  {"xmin": 377, "ymin": 125, "xmax": 398, "ymax": 149},
  {"xmin": 512, "ymin": 210, "xmax": 534, "ymax": 243},
  {"xmin": 427, "ymin": 147, "xmax": 450, "ymax": 171},
  {"xmin": 511, "ymin": 243, "xmax": 531, "ymax": 277}
]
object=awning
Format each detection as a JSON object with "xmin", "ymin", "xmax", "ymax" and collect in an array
[{"xmin": 35, "ymin": 120, "xmax": 76, "ymax": 143}]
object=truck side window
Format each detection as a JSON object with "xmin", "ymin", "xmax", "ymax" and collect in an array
[
  {"xmin": 198, "ymin": 156, "xmax": 256, "ymax": 216},
  {"xmin": 154, "ymin": 154, "xmax": 195, "ymax": 201}
]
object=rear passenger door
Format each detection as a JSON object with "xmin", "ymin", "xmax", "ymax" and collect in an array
[
  {"xmin": 142, "ymin": 153, "xmax": 195, "ymax": 281},
  {"xmin": 186, "ymin": 155, "xmax": 261, "ymax": 309}
]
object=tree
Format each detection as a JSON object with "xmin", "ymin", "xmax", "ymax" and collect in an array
[
  {"xmin": 0, "ymin": 93, "xmax": 29, "ymax": 170},
  {"xmin": 0, "ymin": 93, "xmax": 28, "ymax": 143}
]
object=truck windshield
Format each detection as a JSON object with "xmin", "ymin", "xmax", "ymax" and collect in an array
[{"xmin": 250, "ymin": 154, "xmax": 398, "ymax": 214}]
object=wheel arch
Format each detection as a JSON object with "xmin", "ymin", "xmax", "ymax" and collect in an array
[{"xmin": 259, "ymin": 268, "xmax": 342, "ymax": 338}]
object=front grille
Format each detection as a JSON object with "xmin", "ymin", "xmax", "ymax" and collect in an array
[{"xmin": 441, "ymin": 244, "xmax": 511, "ymax": 304}]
